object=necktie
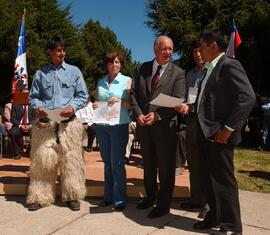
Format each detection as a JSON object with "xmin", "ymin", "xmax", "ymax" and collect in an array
[
  {"xmin": 197, "ymin": 68, "xmax": 208, "ymax": 91},
  {"xmin": 151, "ymin": 65, "xmax": 162, "ymax": 93},
  {"xmin": 195, "ymin": 68, "xmax": 208, "ymax": 105},
  {"xmin": 22, "ymin": 105, "xmax": 28, "ymax": 125}
]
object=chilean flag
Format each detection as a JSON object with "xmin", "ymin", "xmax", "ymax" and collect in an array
[
  {"xmin": 12, "ymin": 12, "xmax": 28, "ymax": 94},
  {"xmin": 226, "ymin": 19, "xmax": 242, "ymax": 58}
]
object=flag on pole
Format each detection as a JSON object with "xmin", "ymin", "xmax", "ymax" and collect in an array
[
  {"xmin": 12, "ymin": 9, "xmax": 28, "ymax": 94},
  {"xmin": 226, "ymin": 19, "xmax": 242, "ymax": 58}
]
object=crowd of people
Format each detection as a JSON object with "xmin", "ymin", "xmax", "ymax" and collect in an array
[{"xmin": 0, "ymin": 29, "xmax": 268, "ymax": 235}]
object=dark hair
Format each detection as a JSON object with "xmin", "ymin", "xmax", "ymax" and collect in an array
[
  {"xmin": 46, "ymin": 36, "xmax": 65, "ymax": 50},
  {"xmin": 190, "ymin": 38, "xmax": 200, "ymax": 50},
  {"xmin": 103, "ymin": 52, "xmax": 123, "ymax": 65},
  {"xmin": 199, "ymin": 29, "xmax": 228, "ymax": 52}
]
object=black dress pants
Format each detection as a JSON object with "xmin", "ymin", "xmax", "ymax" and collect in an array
[
  {"xmin": 138, "ymin": 123, "xmax": 177, "ymax": 211},
  {"xmin": 198, "ymin": 125, "xmax": 242, "ymax": 232},
  {"xmin": 9, "ymin": 126, "xmax": 23, "ymax": 156},
  {"xmin": 186, "ymin": 115, "xmax": 207, "ymax": 206}
]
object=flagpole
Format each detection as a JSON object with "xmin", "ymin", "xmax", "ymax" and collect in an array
[{"xmin": 11, "ymin": 9, "xmax": 29, "ymax": 104}]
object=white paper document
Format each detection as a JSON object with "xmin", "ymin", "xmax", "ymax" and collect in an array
[
  {"xmin": 149, "ymin": 93, "xmax": 184, "ymax": 108},
  {"xmin": 187, "ymin": 87, "xmax": 198, "ymax": 104},
  {"xmin": 92, "ymin": 101, "xmax": 121, "ymax": 125},
  {"xmin": 44, "ymin": 108, "xmax": 69, "ymax": 122}
]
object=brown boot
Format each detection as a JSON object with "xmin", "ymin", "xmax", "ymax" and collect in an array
[{"xmin": 28, "ymin": 203, "xmax": 42, "ymax": 211}]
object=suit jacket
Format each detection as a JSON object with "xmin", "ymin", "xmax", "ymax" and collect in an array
[
  {"xmin": 130, "ymin": 60, "xmax": 185, "ymax": 137},
  {"xmin": 10, "ymin": 104, "xmax": 36, "ymax": 127},
  {"xmin": 197, "ymin": 55, "xmax": 256, "ymax": 145}
]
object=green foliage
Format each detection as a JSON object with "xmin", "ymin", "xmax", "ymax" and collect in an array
[
  {"xmin": 80, "ymin": 19, "xmax": 137, "ymax": 96},
  {"xmin": 0, "ymin": 0, "xmax": 137, "ymax": 104},
  {"xmin": 146, "ymin": 0, "xmax": 270, "ymax": 95},
  {"xmin": 234, "ymin": 148, "xmax": 270, "ymax": 193}
]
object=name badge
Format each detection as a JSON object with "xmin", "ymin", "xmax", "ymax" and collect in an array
[{"xmin": 187, "ymin": 87, "xmax": 198, "ymax": 104}]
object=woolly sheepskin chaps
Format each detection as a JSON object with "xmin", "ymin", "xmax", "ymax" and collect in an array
[{"xmin": 27, "ymin": 118, "xmax": 86, "ymax": 206}]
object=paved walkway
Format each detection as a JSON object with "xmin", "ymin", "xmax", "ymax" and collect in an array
[
  {"xmin": 0, "ymin": 190, "xmax": 269, "ymax": 234},
  {"xmin": 0, "ymin": 152, "xmax": 189, "ymax": 197}
]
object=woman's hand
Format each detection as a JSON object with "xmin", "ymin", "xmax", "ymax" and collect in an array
[
  {"xmin": 108, "ymin": 97, "xmax": 119, "ymax": 104},
  {"xmin": 92, "ymin": 102, "xmax": 99, "ymax": 110}
]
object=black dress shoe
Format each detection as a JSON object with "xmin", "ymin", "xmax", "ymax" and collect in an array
[
  {"xmin": 64, "ymin": 200, "xmax": 80, "ymax": 211},
  {"xmin": 114, "ymin": 205, "xmax": 126, "ymax": 211},
  {"xmin": 147, "ymin": 207, "xmax": 169, "ymax": 218},
  {"xmin": 99, "ymin": 201, "xmax": 112, "ymax": 207},
  {"xmin": 212, "ymin": 230, "xmax": 242, "ymax": 235},
  {"xmin": 217, "ymin": 227, "xmax": 242, "ymax": 235},
  {"xmin": 28, "ymin": 203, "xmax": 42, "ymax": 211},
  {"xmin": 193, "ymin": 220, "xmax": 219, "ymax": 230},
  {"xmin": 136, "ymin": 198, "xmax": 154, "ymax": 209},
  {"xmin": 180, "ymin": 201, "xmax": 203, "ymax": 210},
  {"xmin": 223, "ymin": 231, "xmax": 242, "ymax": 235}
]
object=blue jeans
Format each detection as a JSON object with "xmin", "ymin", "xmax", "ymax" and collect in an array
[
  {"xmin": 95, "ymin": 124, "xmax": 129, "ymax": 206},
  {"xmin": 0, "ymin": 125, "xmax": 5, "ymax": 135}
]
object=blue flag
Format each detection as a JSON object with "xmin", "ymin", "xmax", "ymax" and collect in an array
[
  {"xmin": 16, "ymin": 19, "xmax": 27, "ymax": 57},
  {"xmin": 12, "ymin": 13, "xmax": 28, "ymax": 93}
]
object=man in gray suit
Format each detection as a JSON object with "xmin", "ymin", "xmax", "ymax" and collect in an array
[
  {"xmin": 130, "ymin": 35, "xmax": 185, "ymax": 218},
  {"xmin": 176, "ymin": 29, "xmax": 255, "ymax": 235}
]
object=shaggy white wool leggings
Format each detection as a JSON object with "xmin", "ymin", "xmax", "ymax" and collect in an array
[{"xmin": 27, "ymin": 118, "xmax": 86, "ymax": 206}]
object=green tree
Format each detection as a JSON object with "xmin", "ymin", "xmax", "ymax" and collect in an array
[
  {"xmin": 80, "ymin": 19, "xmax": 137, "ymax": 96},
  {"xmin": 0, "ymin": 0, "xmax": 138, "ymax": 104},
  {"xmin": 146, "ymin": 0, "xmax": 270, "ymax": 95},
  {"xmin": 0, "ymin": 0, "xmax": 91, "ymax": 104}
]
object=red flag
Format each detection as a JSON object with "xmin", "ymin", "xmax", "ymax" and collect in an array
[{"xmin": 226, "ymin": 19, "xmax": 242, "ymax": 58}]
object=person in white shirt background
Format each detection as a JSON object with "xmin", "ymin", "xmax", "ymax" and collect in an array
[{"xmin": 75, "ymin": 97, "xmax": 96, "ymax": 152}]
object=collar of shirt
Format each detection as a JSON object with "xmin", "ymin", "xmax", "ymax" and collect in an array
[
  {"xmin": 205, "ymin": 52, "xmax": 225, "ymax": 74},
  {"xmin": 197, "ymin": 52, "xmax": 224, "ymax": 112},
  {"xmin": 152, "ymin": 59, "xmax": 169, "ymax": 78},
  {"xmin": 105, "ymin": 72, "xmax": 122, "ymax": 86},
  {"xmin": 48, "ymin": 61, "xmax": 67, "ymax": 70}
]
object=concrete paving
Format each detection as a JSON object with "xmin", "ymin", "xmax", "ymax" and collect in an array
[
  {"xmin": 0, "ymin": 152, "xmax": 190, "ymax": 198},
  {"xmin": 0, "ymin": 190, "xmax": 269, "ymax": 235}
]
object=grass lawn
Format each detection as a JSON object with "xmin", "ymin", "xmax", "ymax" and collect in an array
[{"xmin": 234, "ymin": 148, "xmax": 270, "ymax": 193}]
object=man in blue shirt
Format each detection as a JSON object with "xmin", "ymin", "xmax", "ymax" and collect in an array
[{"xmin": 27, "ymin": 36, "xmax": 88, "ymax": 211}]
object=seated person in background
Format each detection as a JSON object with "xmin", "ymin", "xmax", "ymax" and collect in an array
[
  {"xmin": 85, "ymin": 124, "xmax": 96, "ymax": 152},
  {"xmin": 125, "ymin": 121, "xmax": 137, "ymax": 164},
  {"xmin": 75, "ymin": 100, "xmax": 96, "ymax": 152},
  {"xmin": 9, "ymin": 104, "xmax": 36, "ymax": 159},
  {"xmin": 4, "ymin": 102, "xmax": 13, "ymax": 132}
]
